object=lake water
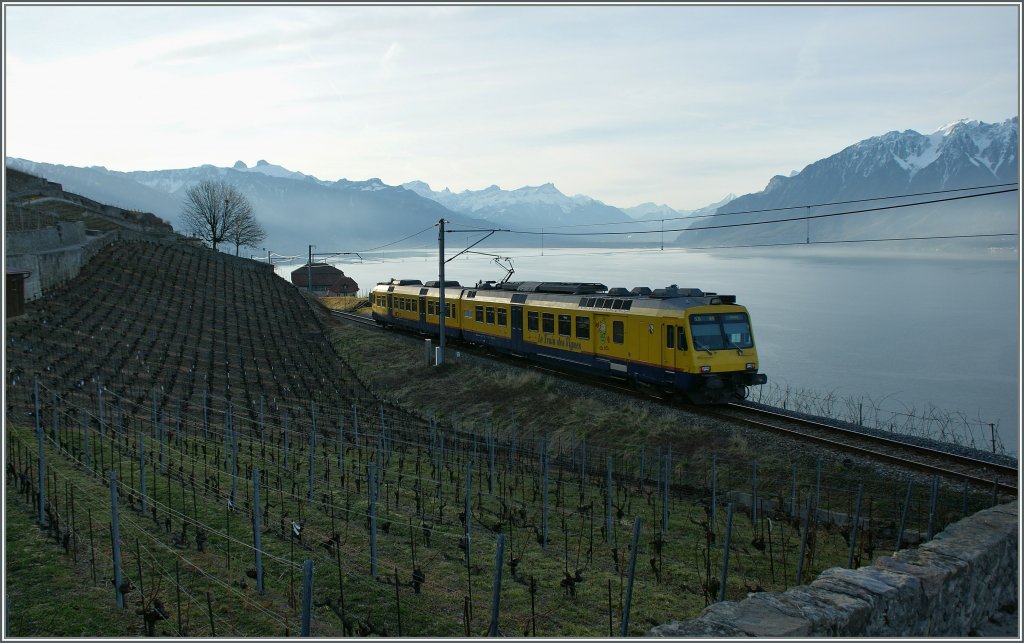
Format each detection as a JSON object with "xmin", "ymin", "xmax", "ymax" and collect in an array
[{"xmin": 277, "ymin": 246, "xmax": 1020, "ymax": 456}]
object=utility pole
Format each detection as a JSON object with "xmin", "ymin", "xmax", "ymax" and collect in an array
[
  {"xmin": 437, "ymin": 219, "xmax": 446, "ymax": 366},
  {"xmin": 307, "ymin": 245, "xmax": 314, "ymax": 293}
]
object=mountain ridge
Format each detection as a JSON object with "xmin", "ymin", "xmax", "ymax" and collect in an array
[
  {"xmin": 680, "ymin": 117, "xmax": 1019, "ymax": 250},
  {"xmin": 6, "ymin": 116, "xmax": 1017, "ymax": 255}
]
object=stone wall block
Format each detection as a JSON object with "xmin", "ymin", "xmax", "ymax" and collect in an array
[{"xmin": 647, "ymin": 501, "xmax": 1017, "ymax": 638}]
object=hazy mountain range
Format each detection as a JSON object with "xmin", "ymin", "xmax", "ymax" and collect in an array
[{"xmin": 6, "ymin": 117, "xmax": 1018, "ymax": 255}]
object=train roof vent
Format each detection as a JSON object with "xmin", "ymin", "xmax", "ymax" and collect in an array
[
  {"xmin": 650, "ymin": 285, "xmax": 705, "ymax": 298},
  {"xmin": 711, "ymin": 294, "xmax": 737, "ymax": 304},
  {"xmin": 630, "ymin": 286, "xmax": 653, "ymax": 297},
  {"xmin": 423, "ymin": 280, "xmax": 462, "ymax": 288},
  {"xmin": 606, "ymin": 287, "xmax": 632, "ymax": 297},
  {"xmin": 516, "ymin": 282, "xmax": 607, "ymax": 294},
  {"xmin": 389, "ymin": 279, "xmax": 423, "ymax": 286}
]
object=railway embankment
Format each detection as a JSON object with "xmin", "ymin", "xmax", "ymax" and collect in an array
[{"xmin": 648, "ymin": 499, "xmax": 1018, "ymax": 637}]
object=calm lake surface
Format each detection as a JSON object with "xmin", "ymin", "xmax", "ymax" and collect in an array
[{"xmin": 278, "ymin": 247, "xmax": 1020, "ymax": 456}]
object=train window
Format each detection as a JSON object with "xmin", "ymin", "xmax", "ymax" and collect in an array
[
  {"xmin": 558, "ymin": 314, "xmax": 571, "ymax": 336},
  {"xmin": 613, "ymin": 320, "xmax": 624, "ymax": 344},
  {"xmin": 587, "ymin": 298, "xmax": 597, "ymax": 307},
  {"xmin": 602, "ymin": 299, "xmax": 614, "ymax": 309},
  {"xmin": 497, "ymin": 308, "xmax": 507, "ymax": 326},
  {"xmin": 666, "ymin": 325, "xmax": 675, "ymax": 349},
  {"xmin": 542, "ymin": 313, "xmax": 554, "ymax": 334},
  {"xmin": 528, "ymin": 311, "xmax": 539, "ymax": 332},
  {"xmin": 475, "ymin": 305, "xmax": 484, "ymax": 323},
  {"xmin": 412, "ymin": 300, "xmax": 418, "ymax": 312},
  {"xmin": 677, "ymin": 327, "xmax": 688, "ymax": 350},
  {"xmin": 722, "ymin": 313, "xmax": 754, "ymax": 348},
  {"xmin": 622, "ymin": 301, "xmax": 632, "ymax": 311},
  {"xmin": 449, "ymin": 303, "xmax": 456, "ymax": 318},
  {"xmin": 612, "ymin": 299, "xmax": 623, "ymax": 310},
  {"xmin": 427, "ymin": 301, "xmax": 435, "ymax": 315},
  {"xmin": 576, "ymin": 316, "xmax": 590, "ymax": 340},
  {"xmin": 689, "ymin": 313, "xmax": 753, "ymax": 351},
  {"xmin": 690, "ymin": 315, "xmax": 726, "ymax": 350},
  {"xmin": 486, "ymin": 307, "xmax": 495, "ymax": 324}
]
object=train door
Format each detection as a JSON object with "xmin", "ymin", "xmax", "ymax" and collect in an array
[
  {"xmin": 661, "ymin": 322, "xmax": 677, "ymax": 386},
  {"xmin": 594, "ymin": 313, "xmax": 626, "ymax": 377},
  {"xmin": 419, "ymin": 297, "xmax": 427, "ymax": 327},
  {"xmin": 386, "ymin": 293, "xmax": 393, "ymax": 318},
  {"xmin": 594, "ymin": 314, "xmax": 611, "ymax": 353},
  {"xmin": 511, "ymin": 305, "xmax": 524, "ymax": 353}
]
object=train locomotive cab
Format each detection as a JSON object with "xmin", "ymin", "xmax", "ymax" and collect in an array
[
  {"xmin": 680, "ymin": 305, "xmax": 767, "ymax": 403},
  {"xmin": 620, "ymin": 285, "xmax": 767, "ymax": 404}
]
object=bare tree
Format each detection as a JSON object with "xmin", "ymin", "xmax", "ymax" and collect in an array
[
  {"xmin": 226, "ymin": 208, "xmax": 267, "ymax": 256},
  {"xmin": 181, "ymin": 180, "xmax": 255, "ymax": 251}
]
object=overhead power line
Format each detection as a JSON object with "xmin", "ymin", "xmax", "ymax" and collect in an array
[
  {"xmin": 308, "ymin": 183, "xmax": 1018, "ymax": 259},
  {"xmin": 678, "ymin": 232, "xmax": 1018, "ymax": 252},
  {"xmin": 532, "ymin": 181, "xmax": 1021, "ymax": 230},
  {"xmin": 355, "ymin": 222, "xmax": 439, "ymax": 253},
  {"xmin": 493, "ymin": 187, "xmax": 1018, "ymax": 237}
]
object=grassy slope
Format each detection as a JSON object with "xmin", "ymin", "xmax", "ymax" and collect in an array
[{"xmin": 4, "ymin": 486, "xmax": 139, "ymax": 637}]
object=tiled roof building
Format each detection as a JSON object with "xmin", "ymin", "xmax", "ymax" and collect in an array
[{"xmin": 290, "ymin": 264, "xmax": 359, "ymax": 296}]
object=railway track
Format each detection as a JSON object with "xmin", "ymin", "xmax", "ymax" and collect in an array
[
  {"xmin": 327, "ymin": 306, "xmax": 1019, "ymax": 495},
  {"xmin": 710, "ymin": 403, "xmax": 1018, "ymax": 495},
  {"xmin": 328, "ymin": 308, "xmax": 380, "ymax": 328}
]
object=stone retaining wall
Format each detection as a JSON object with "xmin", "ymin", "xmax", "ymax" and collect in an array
[
  {"xmin": 5, "ymin": 227, "xmax": 177, "ymax": 301},
  {"xmin": 648, "ymin": 500, "xmax": 1017, "ymax": 637}
]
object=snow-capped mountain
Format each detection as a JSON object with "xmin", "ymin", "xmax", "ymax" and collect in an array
[
  {"xmin": 624, "ymin": 202, "xmax": 681, "ymax": 219},
  {"xmin": 231, "ymin": 159, "xmax": 325, "ymax": 184},
  {"xmin": 679, "ymin": 117, "xmax": 1019, "ymax": 249},
  {"xmin": 402, "ymin": 181, "xmax": 633, "ymax": 229},
  {"xmin": 624, "ymin": 194, "xmax": 737, "ymax": 221}
]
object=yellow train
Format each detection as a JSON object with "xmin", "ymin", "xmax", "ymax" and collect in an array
[{"xmin": 370, "ymin": 279, "xmax": 767, "ymax": 403}]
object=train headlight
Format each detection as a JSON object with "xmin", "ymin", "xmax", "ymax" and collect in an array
[
  {"xmin": 700, "ymin": 366, "xmax": 711, "ymax": 374},
  {"xmin": 746, "ymin": 363, "xmax": 756, "ymax": 370}
]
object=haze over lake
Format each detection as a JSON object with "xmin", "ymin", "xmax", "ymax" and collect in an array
[{"xmin": 278, "ymin": 246, "xmax": 1020, "ymax": 457}]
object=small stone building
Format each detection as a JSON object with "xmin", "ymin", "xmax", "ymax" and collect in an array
[{"xmin": 290, "ymin": 264, "xmax": 359, "ymax": 296}]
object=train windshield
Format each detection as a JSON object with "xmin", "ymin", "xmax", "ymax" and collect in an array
[{"xmin": 689, "ymin": 313, "xmax": 754, "ymax": 351}]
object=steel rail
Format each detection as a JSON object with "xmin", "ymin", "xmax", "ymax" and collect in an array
[{"xmin": 713, "ymin": 404, "xmax": 1017, "ymax": 494}]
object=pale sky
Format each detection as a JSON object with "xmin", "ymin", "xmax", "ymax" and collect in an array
[{"xmin": 3, "ymin": 3, "xmax": 1020, "ymax": 211}]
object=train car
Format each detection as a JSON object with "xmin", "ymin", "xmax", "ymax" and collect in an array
[{"xmin": 370, "ymin": 278, "xmax": 767, "ymax": 403}]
